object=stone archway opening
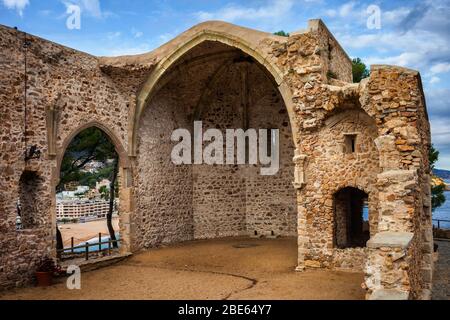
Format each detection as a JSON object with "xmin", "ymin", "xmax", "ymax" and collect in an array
[
  {"xmin": 334, "ymin": 187, "xmax": 370, "ymax": 249},
  {"xmin": 55, "ymin": 126, "xmax": 130, "ymax": 261},
  {"xmin": 135, "ymin": 40, "xmax": 298, "ymax": 252}
]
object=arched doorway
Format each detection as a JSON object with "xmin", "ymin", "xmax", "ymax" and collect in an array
[
  {"xmin": 334, "ymin": 187, "xmax": 370, "ymax": 248},
  {"xmin": 133, "ymin": 38, "xmax": 298, "ymax": 249},
  {"xmin": 55, "ymin": 124, "xmax": 131, "ymax": 260}
]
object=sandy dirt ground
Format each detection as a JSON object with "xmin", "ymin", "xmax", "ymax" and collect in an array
[
  {"xmin": 0, "ymin": 237, "xmax": 365, "ymax": 300},
  {"xmin": 58, "ymin": 217, "xmax": 120, "ymax": 246}
]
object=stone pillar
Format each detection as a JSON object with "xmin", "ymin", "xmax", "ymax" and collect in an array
[
  {"xmin": 296, "ymin": 200, "xmax": 308, "ymax": 271},
  {"xmin": 292, "ymin": 150, "xmax": 307, "ymax": 189},
  {"xmin": 118, "ymin": 166, "xmax": 133, "ymax": 254},
  {"xmin": 365, "ymin": 231, "xmax": 414, "ymax": 300},
  {"xmin": 365, "ymin": 169, "xmax": 424, "ymax": 299},
  {"xmin": 292, "ymin": 149, "xmax": 308, "ymax": 271},
  {"xmin": 376, "ymin": 169, "xmax": 418, "ymax": 233}
]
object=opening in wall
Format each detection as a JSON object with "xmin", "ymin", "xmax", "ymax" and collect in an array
[
  {"xmin": 344, "ymin": 134, "xmax": 357, "ymax": 154},
  {"xmin": 17, "ymin": 171, "xmax": 43, "ymax": 230},
  {"xmin": 56, "ymin": 126, "xmax": 123, "ymax": 261},
  {"xmin": 334, "ymin": 187, "xmax": 369, "ymax": 248}
]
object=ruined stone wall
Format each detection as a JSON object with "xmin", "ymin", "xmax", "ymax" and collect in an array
[
  {"xmin": 359, "ymin": 66, "xmax": 432, "ymax": 299},
  {"xmin": 135, "ymin": 43, "xmax": 296, "ymax": 243},
  {"xmin": 135, "ymin": 84, "xmax": 194, "ymax": 248},
  {"xmin": 308, "ymin": 19, "xmax": 353, "ymax": 83},
  {"xmin": 194, "ymin": 62, "xmax": 296, "ymax": 238},
  {"xmin": 301, "ymin": 109, "xmax": 380, "ymax": 271},
  {"xmin": 0, "ymin": 20, "xmax": 432, "ymax": 299},
  {"xmin": 246, "ymin": 87, "xmax": 297, "ymax": 237},
  {"xmin": 192, "ymin": 62, "xmax": 247, "ymax": 239},
  {"xmin": 0, "ymin": 25, "xmax": 131, "ymax": 289},
  {"xmin": 266, "ymin": 24, "xmax": 431, "ymax": 295}
]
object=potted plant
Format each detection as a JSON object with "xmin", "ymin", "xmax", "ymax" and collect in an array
[{"xmin": 35, "ymin": 257, "xmax": 62, "ymax": 287}]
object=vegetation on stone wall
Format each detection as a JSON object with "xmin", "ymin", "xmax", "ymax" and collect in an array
[
  {"xmin": 58, "ymin": 128, "xmax": 117, "ymax": 191},
  {"xmin": 274, "ymin": 30, "xmax": 289, "ymax": 37},
  {"xmin": 352, "ymin": 58, "xmax": 370, "ymax": 83},
  {"xmin": 430, "ymin": 144, "xmax": 446, "ymax": 211}
]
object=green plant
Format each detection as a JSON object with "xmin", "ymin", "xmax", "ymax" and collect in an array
[
  {"xmin": 36, "ymin": 257, "xmax": 62, "ymax": 275},
  {"xmin": 274, "ymin": 30, "xmax": 289, "ymax": 37},
  {"xmin": 352, "ymin": 58, "xmax": 370, "ymax": 83},
  {"xmin": 429, "ymin": 144, "xmax": 446, "ymax": 211}
]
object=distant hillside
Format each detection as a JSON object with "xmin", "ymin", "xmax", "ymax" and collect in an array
[{"xmin": 434, "ymin": 169, "xmax": 450, "ymax": 180}]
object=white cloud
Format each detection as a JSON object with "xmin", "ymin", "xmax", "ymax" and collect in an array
[
  {"xmin": 430, "ymin": 118, "xmax": 450, "ymax": 149},
  {"xmin": 365, "ymin": 51, "xmax": 425, "ymax": 68},
  {"xmin": 131, "ymin": 28, "xmax": 143, "ymax": 39},
  {"xmin": 62, "ymin": 0, "xmax": 108, "ymax": 18},
  {"xmin": 339, "ymin": 2, "xmax": 356, "ymax": 18},
  {"xmin": 430, "ymin": 76, "xmax": 441, "ymax": 84},
  {"xmin": 2, "ymin": 0, "xmax": 29, "ymax": 16},
  {"xmin": 158, "ymin": 32, "xmax": 178, "ymax": 45},
  {"xmin": 383, "ymin": 7, "xmax": 411, "ymax": 24},
  {"xmin": 106, "ymin": 31, "xmax": 121, "ymax": 40},
  {"xmin": 337, "ymin": 28, "xmax": 450, "ymax": 74},
  {"xmin": 325, "ymin": 9, "xmax": 337, "ymax": 17},
  {"xmin": 195, "ymin": 0, "xmax": 294, "ymax": 23},
  {"xmin": 426, "ymin": 88, "xmax": 450, "ymax": 169},
  {"xmin": 81, "ymin": 0, "xmax": 101, "ymax": 18},
  {"xmin": 430, "ymin": 63, "xmax": 450, "ymax": 75},
  {"xmin": 325, "ymin": 1, "xmax": 360, "ymax": 19},
  {"xmin": 105, "ymin": 43, "xmax": 153, "ymax": 56}
]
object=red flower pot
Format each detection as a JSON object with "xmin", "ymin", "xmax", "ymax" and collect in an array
[{"xmin": 35, "ymin": 271, "xmax": 53, "ymax": 287}]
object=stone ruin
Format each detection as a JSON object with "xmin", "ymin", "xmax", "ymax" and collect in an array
[{"xmin": 0, "ymin": 19, "xmax": 433, "ymax": 299}]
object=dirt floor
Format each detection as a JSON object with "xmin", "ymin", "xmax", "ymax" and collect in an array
[
  {"xmin": 58, "ymin": 217, "xmax": 120, "ymax": 246},
  {"xmin": 0, "ymin": 237, "xmax": 365, "ymax": 300}
]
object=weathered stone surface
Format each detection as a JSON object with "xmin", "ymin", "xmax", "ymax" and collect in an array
[
  {"xmin": 367, "ymin": 232, "xmax": 414, "ymax": 249},
  {"xmin": 0, "ymin": 19, "xmax": 432, "ymax": 300},
  {"xmin": 369, "ymin": 289, "xmax": 409, "ymax": 300}
]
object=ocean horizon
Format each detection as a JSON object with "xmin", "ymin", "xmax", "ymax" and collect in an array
[{"xmin": 433, "ymin": 179, "xmax": 450, "ymax": 229}]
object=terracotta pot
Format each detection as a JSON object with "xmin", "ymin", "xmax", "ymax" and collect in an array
[{"xmin": 35, "ymin": 271, "xmax": 53, "ymax": 287}]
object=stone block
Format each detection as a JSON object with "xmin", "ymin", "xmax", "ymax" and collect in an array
[
  {"xmin": 369, "ymin": 289, "xmax": 409, "ymax": 300},
  {"xmin": 304, "ymin": 260, "xmax": 321, "ymax": 268},
  {"xmin": 367, "ymin": 231, "xmax": 414, "ymax": 249}
]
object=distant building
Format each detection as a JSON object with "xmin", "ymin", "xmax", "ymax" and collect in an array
[
  {"xmin": 96, "ymin": 179, "xmax": 110, "ymax": 191},
  {"xmin": 82, "ymin": 160, "xmax": 104, "ymax": 173},
  {"xmin": 56, "ymin": 185, "xmax": 90, "ymax": 200},
  {"xmin": 64, "ymin": 181, "xmax": 79, "ymax": 191},
  {"xmin": 56, "ymin": 199, "xmax": 118, "ymax": 221}
]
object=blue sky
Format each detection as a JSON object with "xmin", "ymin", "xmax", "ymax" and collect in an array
[{"xmin": 1, "ymin": 0, "xmax": 450, "ymax": 169}]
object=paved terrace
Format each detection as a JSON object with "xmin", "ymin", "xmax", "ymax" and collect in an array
[{"xmin": 433, "ymin": 239, "xmax": 450, "ymax": 300}]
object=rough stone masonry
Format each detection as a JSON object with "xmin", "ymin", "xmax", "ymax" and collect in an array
[{"xmin": 0, "ymin": 19, "xmax": 433, "ymax": 300}]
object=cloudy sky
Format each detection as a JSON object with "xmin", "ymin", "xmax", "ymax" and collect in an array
[{"xmin": 1, "ymin": 0, "xmax": 449, "ymax": 169}]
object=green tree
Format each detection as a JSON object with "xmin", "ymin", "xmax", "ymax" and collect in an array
[
  {"xmin": 352, "ymin": 58, "xmax": 370, "ymax": 83},
  {"xmin": 99, "ymin": 185, "xmax": 110, "ymax": 200},
  {"xmin": 429, "ymin": 144, "xmax": 446, "ymax": 211},
  {"xmin": 58, "ymin": 127, "xmax": 119, "ymax": 249},
  {"xmin": 274, "ymin": 30, "xmax": 289, "ymax": 37}
]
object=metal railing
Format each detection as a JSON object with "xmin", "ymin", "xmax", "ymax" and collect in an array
[
  {"xmin": 432, "ymin": 219, "xmax": 450, "ymax": 230},
  {"xmin": 57, "ymin": 233, "xmax": 120, "ymax": 261}
]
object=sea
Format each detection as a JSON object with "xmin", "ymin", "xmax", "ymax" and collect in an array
[
  {"xmin": 64, "ymin": 233, "xmax": 121, "ymax": 253},
  {"xmin": 433, "ymin": 179, "xmax": 450, "ymax": 229}
]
